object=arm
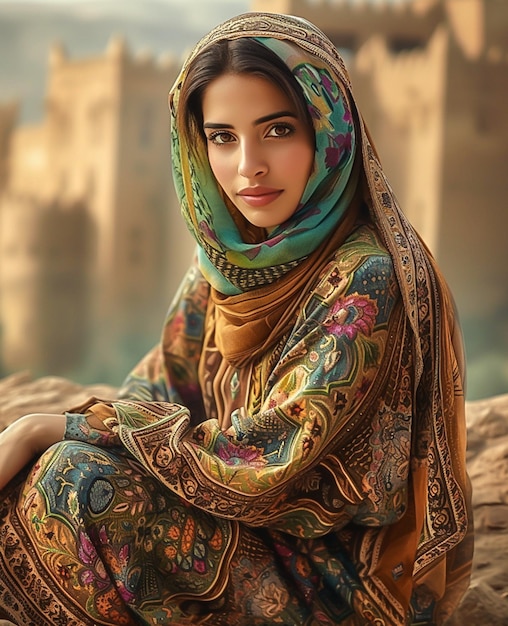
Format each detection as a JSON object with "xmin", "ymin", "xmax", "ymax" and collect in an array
[
  {"xmin": 0, "ymin": 413, "xmax": 66, "ymax": 491},
  {"xmin": 59, "ymin": 260, "xmax": 210, "ymax": 449},
  {"xmin": 165, "ymin": 247, "xmax": 406, "ymax": 535},
  {"xmin": 70, "ymin": 229, "xmax": 409, "ymax": 537},
  {"xmin": 117, "ymin": 260, "xmax": 209, "ymax": 416}
]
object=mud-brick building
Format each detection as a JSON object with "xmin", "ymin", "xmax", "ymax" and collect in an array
[{"xmin": 0, "ymin": 39, "xmax": 193, "ymax": 380}]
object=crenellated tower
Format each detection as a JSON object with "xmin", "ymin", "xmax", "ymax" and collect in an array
[
  {"xmin": 0, "ymin": 194, "xmax": 92, "ymax": 374},
  {"xmin": 0, "ymin": 40, "xmax": 193, "ymax": 380}
]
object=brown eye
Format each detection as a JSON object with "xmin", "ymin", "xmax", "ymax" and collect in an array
[
  {"xmin": 208, "ymin": 131, "xmax": 235, "ymax": 145},
  {"xmin": 267, "ymin": 123, "xmax": 294, "ymax": 138}
]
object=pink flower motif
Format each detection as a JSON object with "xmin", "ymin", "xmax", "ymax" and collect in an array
[
  {"xmin": 217, "ymin": 441, "xmax": 266, "ymax": 468},
  {"xmin": 308, "ymin": 103, "xmax": 321, "ymax": 120},
  {"xmin": 81, "ymin": 569, "xmax": 95, "ymax": 585},
  {"xmin": 320, "ymin": 71, "xmax": 339, "ymax": 103},
  {"xmin": 78, "ymin": 530, "xmax": 109, "ymax": 589},
  {"xmin": 325, "ymin": 145, "xmax": 341, "ymax": 170},
  {"xmin": 324, "ymin": 294, "xmax": 378, "ymax": 340},
  {"xmin": 324, "ymin": 133, "xmax": 352, "ymax": 170},
  {"xmin": 336, "ymin": 132, "xmax": 352, "ymax": 155},
  {"xmin": 78, "ymin": 530, "xmax": 98, "ymax": 566},
  {"xmin": 117, "ymin": 581, "xmax": 136, "ymax": 604},
  {"xmin": 98, "ymin": 525, "xmax": 108, "ymax": 545}
]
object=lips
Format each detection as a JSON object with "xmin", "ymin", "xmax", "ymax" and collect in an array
[{"xmin": 237, "ymin": 187, "xmax": 282, "ymax": 207}]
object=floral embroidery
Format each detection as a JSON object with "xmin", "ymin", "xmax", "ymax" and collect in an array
[
  {"xmin": 78, "ymin": 530, "xmax": 109, "ymax": 590},
  {"xmin": 217, "ymin": 441, "xmax": 266, "ymax": 469},
  {"xmin": 253, "ymin": 579, "xmax": 290, "ymax": 618},
  {"xmin": 324, "ymin": 294, "xmax": 378, "ymax": 339}
]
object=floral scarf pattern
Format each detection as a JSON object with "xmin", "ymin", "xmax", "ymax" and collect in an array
[{"xmin": 170, "ymin": 35, "xmax": 357, "ymax": 295}]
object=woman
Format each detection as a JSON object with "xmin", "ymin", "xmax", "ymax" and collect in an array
[{"xmin": 0, "ymin": 12, "xmax": 472, "ymax": 626}]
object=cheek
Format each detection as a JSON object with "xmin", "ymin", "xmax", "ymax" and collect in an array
[
  {"xmin": 290, "ymin": 144, "xmax": 315, "ymax": 183},
  {"xmin": 207, "ymin": 150, "xmax": 233, "ymax": 191}
]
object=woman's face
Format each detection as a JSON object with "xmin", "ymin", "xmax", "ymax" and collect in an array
[{"xmin": 202, "ymin": 72, "xmax": 315, "ymax": 232}]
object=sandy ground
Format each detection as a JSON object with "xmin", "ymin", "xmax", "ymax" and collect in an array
[{"xmin": 0, "ymin": 371, "xmax": 507, "ymax": 624}]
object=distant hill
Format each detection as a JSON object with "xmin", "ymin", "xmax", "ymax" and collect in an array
[{"xmin": 0, "ymin": 0, "xmax": 249, "ymax": 122}]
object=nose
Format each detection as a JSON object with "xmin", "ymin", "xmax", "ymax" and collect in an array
[{"xmin": 238, "ymin": 140, "xmax": 268, "ymax": 178}]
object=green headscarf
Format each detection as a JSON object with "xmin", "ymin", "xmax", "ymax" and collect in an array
[{"xmin": 170, "ymin": 34, "xmax": 357, "ymax": 295}]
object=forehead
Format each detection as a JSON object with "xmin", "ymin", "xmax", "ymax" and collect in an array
[{"xmin": 202, "ymin": 73, "xmax": 296, "ymax": 122}]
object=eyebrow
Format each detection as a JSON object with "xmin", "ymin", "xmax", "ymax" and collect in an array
[{"xmin": 203, "ymin": 110, "xmax": 297, "ymax": 130}]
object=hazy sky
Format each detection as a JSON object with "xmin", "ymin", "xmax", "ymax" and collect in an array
[
  {"xmin": 0, "ymin": 0, "xmax": 246, "ymax": 2},
  {"xmin": 0, "ymin": 0, "xmax": 252, "ymax": 40},
  {"xmin": 0, "ymin": 0, "xmax": 251, "ymax": 120},
  {"xmin": 0, "ymin": 0, "xmax": 409, "ymax": 121}
]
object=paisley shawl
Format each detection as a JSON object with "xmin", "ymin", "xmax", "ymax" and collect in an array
[{"xmin": 0, "ymin": 12, "xmax": 472, "ymax": 626}]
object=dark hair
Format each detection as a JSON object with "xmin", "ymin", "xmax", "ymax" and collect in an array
[{"xmin": 177, "ymin": 38, "xmax": 314, "ymax": 151}]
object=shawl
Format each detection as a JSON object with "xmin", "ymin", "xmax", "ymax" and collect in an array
[{"xmin": 166, "ymin": 11, "xmax": 473, "ymax": 618}]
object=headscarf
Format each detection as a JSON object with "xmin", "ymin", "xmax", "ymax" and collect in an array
[
  {"xmin": 169, "ymin": 25, "xmax": 358, "ymax": 297},
  {"xmin": 169, "ymin": 15, "xmax": 369, "ymax": 367},
  {"xmin": 169, "ymin": 12, "xmax": 472, "ymax": 614}
]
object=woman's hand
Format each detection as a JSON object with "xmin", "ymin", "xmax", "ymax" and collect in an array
[{"xmin": 0, "ymin": 413, "xmax": 66, "ymax": 491}]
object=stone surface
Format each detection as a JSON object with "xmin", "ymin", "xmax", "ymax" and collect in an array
[
  {"xmin": 450, "ymin": 393, "xmax": 508, "ymax": 623},
  {"xmin": 0, "ymin": 372, "xmax": 507, "ymax": 623},
  {"xmin": 0, "ymin": 371, "xmax": 117, "ymax": 423}
]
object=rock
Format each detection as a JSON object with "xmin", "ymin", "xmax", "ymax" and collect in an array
[
  {"xmin": 456, "ymin": 393, "xmax": 508, "ymax": 624},
  {"xmin": 0, "ymin": 371, "xmax": 117, "ymax": 429},
  {"xmin": 448, "ymin": 582, "xmax": 508, "ymax": 625}
]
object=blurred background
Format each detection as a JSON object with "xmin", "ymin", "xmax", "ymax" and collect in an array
[{"xmin": 0, "ymin": 0, "xmax": 506, "ymax": 400}]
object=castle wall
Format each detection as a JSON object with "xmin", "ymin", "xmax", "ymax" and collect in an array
[
  {"xmin": 8, "ymin": 124, "xmax": 51, "ymax": 197},
  {"xmin": 0, "ymin": 41, "xmax": 193, "ymax": 382},
  {"xmin": 252, "ymin": 0, "xmax": 443, "ymax": 49},
  {"xmin": 80, "ymin": 46, "xmax": 195, "ymax": 380},
  {"xmin": 351, "ymin": 26, "xmax": 449, "ymax": 253},
  {"xmin": 109, "ymin": 51, "xmax": 193, "ymax": 337},
  {"xmin": 0, "ymin": 195, "xmax": 92, "ymax": 374},
  {"xmin": 0, "ymin": 102, "xmax": 17, "ymax": 194},
  {"xmin": 438, "ymin": 40, "xmax": 508, "ymax": 319},
  {"xmin": 44, "ymin": 45, "xmax": 123, "ymax": 289}
]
